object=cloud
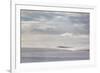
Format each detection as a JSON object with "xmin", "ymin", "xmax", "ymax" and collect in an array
[
  {"xmin": 60, "ymin": 32, "xmax": 73, "ymax": 37},
  {"xmin": 21, "ymin": 10, "xmax": 89, "ymax": 35},
  {"xmin": 60, "ymin": 32, "xmax": 89, "ymax": 39}
]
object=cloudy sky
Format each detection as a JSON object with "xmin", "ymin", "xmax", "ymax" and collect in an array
[{"xmin": 21, "ymin": 9, "xmax": 89, "ymax": 50}]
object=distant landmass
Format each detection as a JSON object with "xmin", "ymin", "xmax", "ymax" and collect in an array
[{"xmin": 57, "ymin": 46, "xmax": 71, "ymax": 48}]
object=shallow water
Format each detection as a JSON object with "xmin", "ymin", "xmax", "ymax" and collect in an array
[{"xmin": 21, "ymin": 48, "xmax": 89, "ymax": 63}]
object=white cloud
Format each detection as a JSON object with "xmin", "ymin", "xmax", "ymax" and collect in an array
[
  {"xmin": 60, "ymin": 32, "xmax": 73, "ymax": 37},
  {"xmin": 60, "ymin": 32, "xmax": 89, "ymax": 39}
]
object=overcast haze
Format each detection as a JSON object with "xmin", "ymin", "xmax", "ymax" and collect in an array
[{"xmin": 21, "ymin": 10, "xmax": 89, "ymax": 51}]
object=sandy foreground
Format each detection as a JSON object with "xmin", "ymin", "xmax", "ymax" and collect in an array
[{"xmin": 21, "ymin": 48, "xmax": 89, "ymax": 63}]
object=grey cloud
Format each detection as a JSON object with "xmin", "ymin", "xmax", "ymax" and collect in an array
[{"xmin": 21, "ymin": 10, "xmax": 89, "ymax": 35}]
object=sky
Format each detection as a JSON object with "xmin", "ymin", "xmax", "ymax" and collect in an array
[{"xmin": 21, "ymin": 9, "xmax": 90, "ymax": 50}]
